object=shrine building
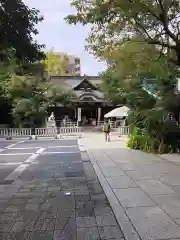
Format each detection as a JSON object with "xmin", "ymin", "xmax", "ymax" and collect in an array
[{"xmin": 49, "ymin": 76, "xmax": 115, "ymax": 126}]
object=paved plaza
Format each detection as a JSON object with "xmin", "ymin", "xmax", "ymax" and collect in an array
[
  {"xmin": 79, "ymin": 133, "xmax": 180, "ymax": 240},
  {"xmin": 1, "ymin": 133, "xmax": 180, "ymax": 240},
  {"xmin": 0, "ymin": 138, "xmax": 124, "ymax": 239}
]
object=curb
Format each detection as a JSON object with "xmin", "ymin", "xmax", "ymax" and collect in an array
[{"xmin": 78, "ymin": 139, "xmax": 141, "ymax": 240}]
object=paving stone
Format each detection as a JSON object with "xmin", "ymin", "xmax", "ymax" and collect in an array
[
  {"xmin": 25, "ymin": 203, "xmax": 39, "ymax": 211},
  {"xmin": 75, "ymin": 195, "xmax": 91, "ymax": 205},
  {"xmin": 76, "ymin": 216, "xmax": 96, "ymax": 228},
  {"xmin": 54, "ymin": 218, "xmax": 76, "ymax": 240},
  {"xmin": 15, "ymin": 210, "xmax": 40, "ymax": 221},
  {"xmin": 94, "ymin": 206, "xmax": 114, "ymax": 216},
  {"xmin": 14, "ymin": 192, "xmax": 30, "ymax": 198},
  {"xmin": 75, "ymin": 189, "xmax": 90, "ymax": 196},
  {"xmin": 0, "ymin": 180, "xmax": 14, "ymax": 185},
  {"xmin": 98, "ymin": 225, "xmax": 123, "ymax": 239},
  {"xmin": 151, "ymin": 194, "xmax": 180, "ymax": 219},
  {"xmin": 175, "ymin": 218, "xmax": 180, "ymax": 227},
  {"xmin": 54, "ymin": 217, "xmax": 69, "ymax": 229},
  {"xmin": 55, "ymin": 208, "xmax": 75, "ymax": 218},
  {"xmin": 126, "ymin": 206, "xmax": 180, "ymax": 239},
  {"xmin": 19, "ymin": 188, "xmax": 32, "ymax": 193},
  {"xmin": 76, "ymin": 200, "xmax": 95, "ymax": 217},
  {"xmin": 125, "ymin": 170, "xmax": 155, "ymax": 181},
  {"xmin": 3, "ymin": 205, "xmax": 20, "ymax": 213},
  {"xmin": 74, "ymin": 183, "xmax": 88, "ymax": 190},
  {"xmin": 33, "ymin": 217, "xmax": 55, "ymax": 230},
  {"xmin": 66, "ymin": 171, "xmax": 85, "ymax": 178},
  {"xmin": 77, "ymin": 227, "xmax": 100, "ymax": 240},
  {"xmin": 0, "ymin": 232, "xmax": 16, "ymax": 240},
  {"xmin": 38, "ymin": 210, "xmax": 55, "ymax": 219},
  {"xmin": 114, "ymin": 188, "xmax": 155, "ymax": 208},
  {"xmin": 87, "ymin": 181, "xmax": 104, "ymax": 194},
  {"xmin": 117, "ymin": 163, "xmax": 139, "ymax": 171},
  {"xmin": 30, "ymin": 230, "xmax": 54, "ymax": 240},
  {"xmin": 0, "ymin": 212, "xmax": 18, "ymax": 222},
  {"xmin": 90, "ymin": 193, "xmax": 109, "ymax": 206},
  {"xmin": 170, "ymin": 185, "xmax": 180, "ymax": 194},
  {"xmin": 107, "ymin": 176, "xmax": 136, "ymax": 189},
  {"xmin": 119, "ymin": 221, "xmax": 140, "ymax": 240},
  {"xmin": 96, "ymin": 215, "xmax": 117, "ymax": 226},
  {"xmin": 85, "ymin": 170, "xmax": 99, "ymax": 181},
  {"xmin": 40, "ymin": 201, "xmax": 52, "ymax": 211},
  {"xmin": 0, "ymin": 222, "xmax": 14, "ymax": 232},
  {"xmin": 11, "ymin": 220, "xmax": 35, "ymax": 232},
  {"xmin": 135, "ymin": 179, "xmax": 175, "ymax": 195},
  {"xmin": 101, "ymin": 167, "xmax": 124, "ymax": 177},
  {"xmin": 47, "ymin": 186, "xmax": 61, "ymax": 192},
  {"xmin": 10, "ymin": 231, "xmax": 32, "ymax": 240},
  {"xmin": 9, "ymin": 199, "xmax": 25, "ymax": 206},
  {"xmin": 158, "ymin": 173, "xmax": 180, "ymax": 186}
]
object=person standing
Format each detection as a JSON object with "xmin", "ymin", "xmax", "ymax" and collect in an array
[{"xmin": 103, "ymin": 120, "xmax": 111, "ymax": 142}]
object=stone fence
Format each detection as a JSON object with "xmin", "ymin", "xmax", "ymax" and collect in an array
[{"xmin": 0, "ymin": 126, "xmax": 130, "ymax": 139}]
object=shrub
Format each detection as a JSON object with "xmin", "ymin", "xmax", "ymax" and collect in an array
[
  {"xmin": 127, "ymin": 133, "xmax": 145, "ymax": 150},
  {"xmin": 127, "ymin": 127, "xmax": 159, "ymax": 153}
]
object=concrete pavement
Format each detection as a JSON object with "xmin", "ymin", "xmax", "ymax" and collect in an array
[
  {"xmin": 0, "ymin": 138, "xmax": 124, "ymax": 239},
  {"xmin": 79, "ymin": 133, "xmax": 180, "ymax": 240}
]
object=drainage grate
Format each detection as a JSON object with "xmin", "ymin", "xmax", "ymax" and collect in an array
[{"xmin": 0, "ymin": 180, "xmax": 14, "ymax": 185}]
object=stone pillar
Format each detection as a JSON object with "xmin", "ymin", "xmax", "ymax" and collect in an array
[
  {"xmin": 97, "ymin": 107, "xmax": 101, "ymax": 126},
  {"xmin": 77, "ymin": 108, "xmax": 81, "ymax": 126},
  {"xmin": 177, "ymin": 78, "xmax": 180, "ymax": 92}
]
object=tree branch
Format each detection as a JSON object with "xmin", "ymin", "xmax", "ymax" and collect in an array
[
  {"xmin": 157, "ymin": 0, "xmax": 177, "ymax": 42},
  {"xmin": 145, "ymin": 38, "xmax": 176, "ymax": 49}
]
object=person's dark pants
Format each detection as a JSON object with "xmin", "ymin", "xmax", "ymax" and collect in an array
[{"xmin": 105, "ymin": 132, "xmax": 110, "ymax": 141}]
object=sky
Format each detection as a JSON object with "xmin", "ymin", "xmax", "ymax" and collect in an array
[{"xmin": 23, "ymin": 0, "xmax": 107, "ymax": 76}]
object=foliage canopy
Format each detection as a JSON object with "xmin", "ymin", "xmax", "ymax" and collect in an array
[
  {"xmin": 66, "ymin": 0, "xmax": 180, "ymax": 65},
  {"xmin": 0, "ymin": 0, "xmax": 45, "ymax": 62}
]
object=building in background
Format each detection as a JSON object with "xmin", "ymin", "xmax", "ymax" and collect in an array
[{"xmin": 55, "ymin": 52, "xmax": 81, "ymax": 76}]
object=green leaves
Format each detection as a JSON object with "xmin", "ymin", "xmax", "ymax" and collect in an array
[
  {"xmin": 66, "ymin": 0, "xmax": 180, "ymax": 65},
  {"xmin": 4, "ymin": 72, "xmax": 74, "ymax": 127},
  {"xmin": 43, "ymin": 50, "xmax": 70, "ymax": 76}
]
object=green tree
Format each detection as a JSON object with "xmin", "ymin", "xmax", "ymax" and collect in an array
[
  {"xmin": 0, "ymin": 0, "xmax": 45, "ymax": 62},
  {"xmin": 101, "ymin": 40, "xmax": 174, "ymax": 107},
  {"xmin": 44, "ymin": 50, "xmax": 70, "ymax": 76},
  {"xmin": 0, "ymin": 58, "xmax": 18, "ymax": 125},
  {"xmin": 7, "ymin": 74, "xmax": 74, "ymax": 128},
  {"xmin": 66, "ymin": 0, "xmax": 180, "ymax": 66},
  {"xmin": 101, "ymin": 40, "xmax": 180, "ymax": 152},
  {"xmin": 7, "ymin": 75, "xmax": 50, "ymax": 128}
]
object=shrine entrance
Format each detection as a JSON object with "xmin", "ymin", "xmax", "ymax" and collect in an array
[{"xmin": 81, "ymin": 106, "xmax": 98, "ymax": 126}]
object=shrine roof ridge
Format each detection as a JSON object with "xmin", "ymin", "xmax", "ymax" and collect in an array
[{"xmin": 49, "ymin": 75, "xmax": 101, "ymax": 80}]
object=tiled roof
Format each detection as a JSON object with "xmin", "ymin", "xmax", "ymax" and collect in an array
[
  {"xmin": 49, "ymin": 76, "xmax": 102, "ymax": 90},
  {"xmin": 49, "ymin": 76, "xmax": 104, "ymax": 101}
]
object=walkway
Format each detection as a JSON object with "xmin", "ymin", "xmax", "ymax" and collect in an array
[
  {"xmin": 0, "ymin": 138, "xmax": 124, "ymax": 239},
  {"xmin": 79, "ymin": 133, "xmax": 180, "ymax": 240}
]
